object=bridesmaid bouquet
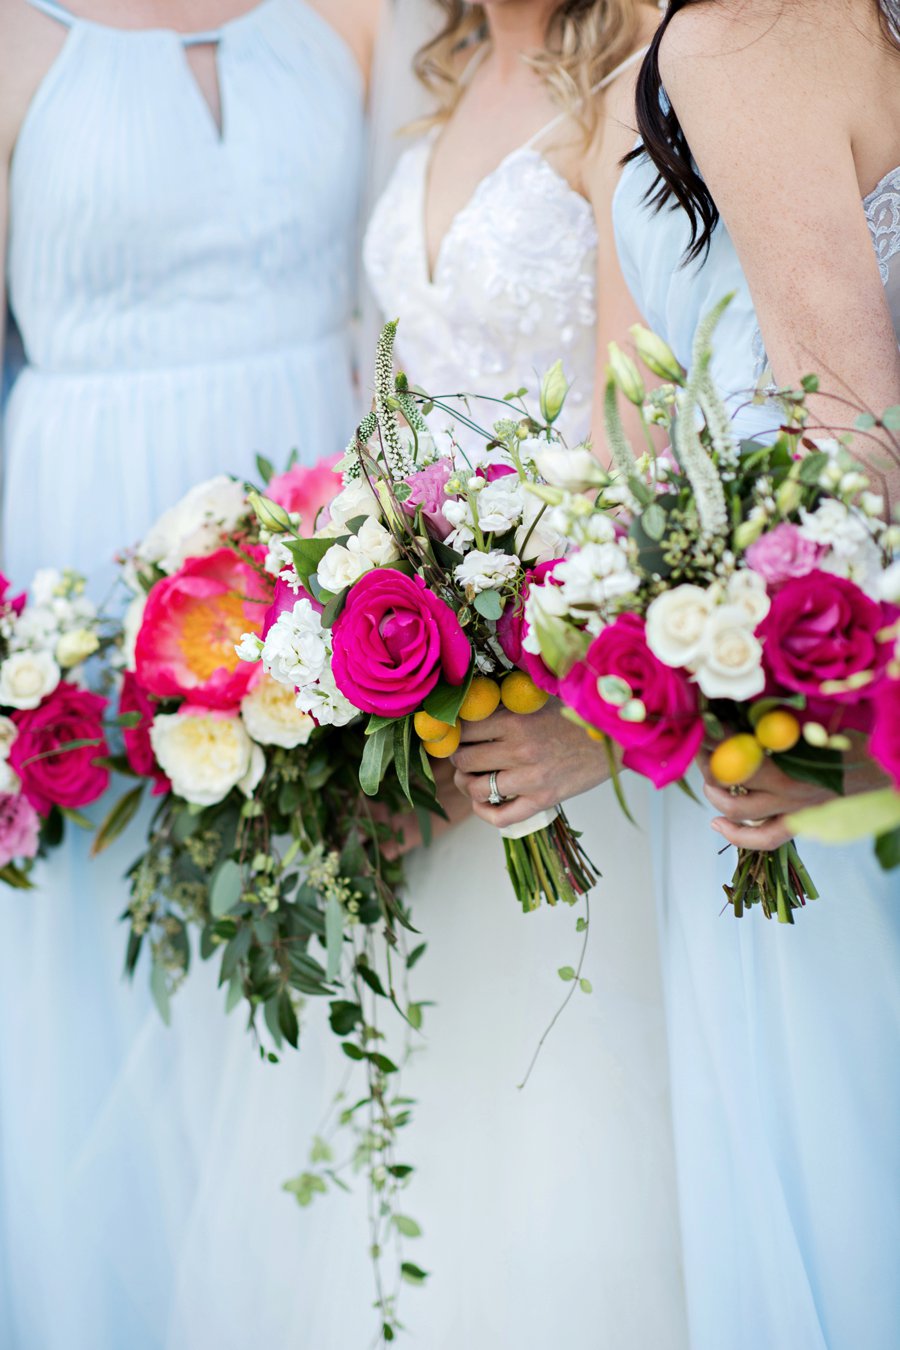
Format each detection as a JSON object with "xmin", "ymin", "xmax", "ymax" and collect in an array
[
  {"xmin": 523, "ymin": 296, "xmax": 900, "ymax": 920},
  {"xmin": 0, "ymin": 567, "xmax": 111, "ymax": 887},
  {"xmin": 242, "ymin": 321, "xmax": 597, "ymax": 913}
]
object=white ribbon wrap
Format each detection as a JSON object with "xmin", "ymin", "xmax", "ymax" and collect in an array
[{"xmin": 498, "ymin": 806, "xmax": 560, "ymax": 841}]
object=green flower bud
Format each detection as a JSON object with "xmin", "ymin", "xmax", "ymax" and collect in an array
[
  {"xmin": 628, "ymin": 324, "xmax": 685, "ymax": 384},
  {"xmin": 733, "ymin": 516, "xmax": 767, "ymax": 552},
  {"xmin": 606, "ymin": 343, "xmax": 645, "ymax": 406},
  {"xmin": 540, "ymin": 360, "xmax": 570, "ymax": 424},
  {"xmin": 248, "ymin": 490, "xmax": 292, "ymax": 534},
  {"xmin": 775, "ymin": 480, "xmax": 803, "ymax": 516}
]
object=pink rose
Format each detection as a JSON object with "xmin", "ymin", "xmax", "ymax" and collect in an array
[
  {"xmin": 331, "ymin": 568, "xmax": 471, "ymax": 717},
  {"xmin": 0, "ymin": 573, "xmax": 26, "ymax": 619},
  {"xmin": 497, "ymin": 558, "xmax": 563, "ymax": 696},
  {"xmin": 745, "ymin": 523, "xmax": 825, "ymax": 586},
  {"xmin": 119, "ymin": 672, "xmax": 170, "ymax": 795},
  {"xmin": 402, "ymin": 461, "xmax": 454, "ymax": 540},
  {"xmin": 757, "ymin": 571, "xmax": 897, "ymax": 708},
  {"xmin": 477, "ymin": 463, "xmax": 518, "ymax": 483},
  {"xmin": 559, "ymin": 613, "xmax": 704, "ymax": 788},
  {"xmin": 135, "ymin": 548, "xmax": 272, "ymax": 710},
  {"xmin": 0, "ymin": 793, "xmax": 41, "ymax": 867},
  {"xmin": 262, "ymin": 575, "xmax": 322, "ymax": 641},
  {"xmin": 869, "ymin": 678, "xmax": 900, "ymax": 788},
  {"xmin": 10, "ymin": 682, "xmax": 109, "ymax": 815},
  {"xmin": 267, "ymin": 454, "xmax": 342, "ymax": 534}
]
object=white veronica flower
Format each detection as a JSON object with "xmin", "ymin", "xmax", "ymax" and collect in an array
[
  {"xmin": 150, "ymin": 710, "xmax": 264, "ymax": 807},
  {"xmin": 261, "ymin": 599, "xmax": 330, "ymax": 689},
  {"xmin": 0, "ymin": 650, "xmax": 61, "ymax": 709},
  {"xmin": 241, "ymin": 675, "xmax": 316, "ymax": 749},
  {"xmin": 555, "ymin": 542, "xmax": 640, "ymax": 610},
  {"xmin": 693, "ymin": 605, "xmax": 766, "ymax": 701},
  {"xmin": 138, "ymin": 475, "xmax": 246, "ymax": 574},
  {"xmin": 646, "ymin": 585, "xmax": 717, "ymax": 669},
  {"xmin": 455, "ymin": 549, "xmax": 520, "ymax": 596},
  {"xmin": 532, "ymin": 444, "xmax": 605, "ymax": 492}
]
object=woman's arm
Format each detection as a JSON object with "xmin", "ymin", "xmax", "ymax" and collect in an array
[{"xmin": 317, "ymin": 0, "xmax": 386, "ymax": 95}]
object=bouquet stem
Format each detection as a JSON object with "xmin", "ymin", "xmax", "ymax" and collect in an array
[
  {"xmin": 501, "ymin": 808, "xmax": 598, "ymax": 912},
  {"xmin": 724, "ymin": 841, "xmax": 819, "ymax": 923}
]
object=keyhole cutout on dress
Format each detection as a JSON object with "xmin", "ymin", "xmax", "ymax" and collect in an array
[{"xmin": 184, "ymin": 41, "xmax": 223, "ymax": 138}]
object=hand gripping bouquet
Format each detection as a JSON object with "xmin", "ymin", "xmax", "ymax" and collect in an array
[
  {"xmin": 245, "ymin": 321, "xmax": 597, "ymax": 913},
  {"xmin": 524, "ymin": 295, "xmax": 900, "ymax": 921},
  {"xmin": 0, "ymin": 567, "xmax": 112, "ymax": 885}
]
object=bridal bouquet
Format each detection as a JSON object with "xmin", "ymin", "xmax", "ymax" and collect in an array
[
  {"xmin": 0, "ymin": 567, "xmax": 111, "ymax": 886},
  {"xmin": 242, "ymin": 321, "xmax": 597, "ymax": 913},
  {"xmin": 523, "ymin": 296, "xmax": 900, "ymax": 920}
]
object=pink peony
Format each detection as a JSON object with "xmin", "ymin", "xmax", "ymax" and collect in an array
[
  {"xmin": 331, "ymin": 568, "xmax": 471, "ymax": 717},
  {"xmin": 267, "ymin": 454, "xmax": 342, "ymax": 535},
  {"xmin": 745, "ymin": 523, "xmax": 825, "ymax": 586},
  {"xmin": 10, "ymin": 682, "xmax": 109, "ymax": 815},
  {"xmin": 869, "ymin": 678, "xmax": 900, "ymax": 788},
  {"xmin": 560, "ymin": 613, "xmax": 704, "ymax": 788},
  {"xmin": 0, "ymin": 792, "xmax": 40, "ymax": 866},
  {"xmin": 135, "ymin": 547, "xmax": 273, "ymax": 710},
  {"xmin": 402, "ymin": 461, "xmax": 454, "ymax": 540},
  {"xmin": 119, "ymin": 672, "xmax": 170, "ymax": 795},
  {"xmin": 497, "ymin": 558, "xmax": 563, "ymax": 696},
  {"xmin": 757, "ymin": 571, "xmax": 897, "ymax": 707}
]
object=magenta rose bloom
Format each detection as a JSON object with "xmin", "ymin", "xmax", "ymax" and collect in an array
[
  {"xmin": 476, "ymin": 462, "xmax": 517, "ymax": 483},
  {"xmin": 402, "ymin": 461, "xmax": 454, "ymax": 540},
  {"xmin": 497, "ymin": 558, "xmax": 563, "ymax": 696},
  {"xmin": 267, "ymin": 454, "xmax": 342, "ymax": 533},
  {"xmin": 757, "ymin": 570, "xmax": 897, "ymax": 707},
  {"xmin": 559, "ymin": 613, "xmax": 704, "ymax": 788},
  {"xmin": 745, "ymin": 523, "xmax": 825, "ymax": 587},
  {"xmin": 10, "ymin": 682, "xmax": 110, "ymax": 815},
  {"xmin": 0, "ymin": 792, "xmax": 41, "ymax": 866},
  {"xmin": 331, "ymin": 568, "xmax": 471, "ymax": 716},
  {"xmin": 0, "ymin": 572, "xmax": 26, "ymax": 619},
  {"xmin": 135, "ymin": 547, "xmax": 273, "ymax": 710},
  {"xmin": 119, "ymin": 672, "xmax": 170, "ymax": 796},
  {"xmin": 869, "ymin": 678, "xmax": 900, "ymax": 788}
]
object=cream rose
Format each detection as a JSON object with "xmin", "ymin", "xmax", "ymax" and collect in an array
[
  {"xmin": 0, "ymin": 715, "xmax": 19, "ymax": 794},
  {"xmin": 645, "ymin": 585, "xmax": 716, "ymax": 669},
  {"xmin": 241, "ymin": 675, "xmax": 316, "ymax": 749},
  {"xmin": 0, "ymin": 650, "xmax": 61, "ymax": 710},
  {"xmin": 317, "ymin": 518, "xmax": 400, "ymax": 594},
  {"xmin": 693, "ymin": 606, "xmax": 766, "ymax": 701},
  {"xmin": 150, "ymin": 709, "xmax": 264, "ymax": 807},
  {"xmin": 56, "ymin": 627, "xmax": 100, "ymax": 670},
  {"xmin": 725, "ymin": 569, "xmax": 771, "ymax": 627}
]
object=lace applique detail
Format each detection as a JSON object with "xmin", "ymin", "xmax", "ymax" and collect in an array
[
  {"xmin": 364, "ymin": 140, "xmax": 598, "ymax": 452},
  {"xmin": 865, "ymin": 167, "xmax": 900, "ymax": 285}
]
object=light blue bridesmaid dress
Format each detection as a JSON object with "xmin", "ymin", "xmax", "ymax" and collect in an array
[
  {"xmin": 613, "ymin": 153, "xmax": 900, "ymax": 1348},
  {"xmin": 0, "ymin": 3, "xmax": 375, "ymax": 1346}
]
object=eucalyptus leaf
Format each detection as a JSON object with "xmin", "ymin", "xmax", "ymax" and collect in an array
[
  {"xmin": 150, "ymin": 962, "xmax": 171, "ymax": 1027},
  {"xmin": 324, "ymin": 894, "xmax": 344, "ymax": 984},
  {"xmin": 641, "ymin": 502, "xmax": 667, "ymax": 541},
  {"xmin": 91, "ymin": 784, "xmax": 145, "ymax": 856},
  {"xmin": 473, "ymin": 589, "xmax": 503, "ymax": 621},
  {"xmin": 210, "ymin": 858, "xmax": 243, "ymax": 917}
]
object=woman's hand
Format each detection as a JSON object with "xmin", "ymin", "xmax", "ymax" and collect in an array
[
  {"xmin": 377, "ymin": 757, "xmax": 473, "ymax": 859},
  {"xmin": 451, "ymin": 698, "xmax": 610, "ymax": 828}
]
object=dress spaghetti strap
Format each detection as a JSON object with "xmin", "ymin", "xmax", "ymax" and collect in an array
[
  {"xmin": 524, "ymin": 44, "xmax": 650, "ymax": 151},
  {"xmin": 24, "ymin": 0, "xmax": 75, "ymax": 24}
]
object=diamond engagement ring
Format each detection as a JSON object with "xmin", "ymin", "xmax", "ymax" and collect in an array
[{"xmin": 488, "ymin": 771, "xmax": 507, "ymax": 806}]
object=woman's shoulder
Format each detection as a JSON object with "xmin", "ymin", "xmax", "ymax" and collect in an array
[{"xmin": 0, "ymin": 0, "xmax": 69, "ymax": 166}]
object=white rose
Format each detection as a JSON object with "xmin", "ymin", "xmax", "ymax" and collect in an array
[
  {"xmin": 56, "ymin": 627, "xmax": 100, "ymax": 670},
  {"xmin": 877, "ymin": 559, "xmax": 900, "ymax": 604},
  {"xmin": 261, "ymin": 598, "xmax": 329, "ymax": 689},
  {"xmin": 150, "ymin": 710, "xmax": 262, "ymax": 807},
  {"xmin": 515, "ymin": 492, "xmax": 570, "ymax": 564},
  {"xmin": 693, "ymin": 605, "xmax": 765, "ymax": 701},
  {"xmin": 356, "ymin": 516, "xmax": 401, "ymax": 567},
  {"xmin": 533, "ymin": 444, "xmax": 605, "ymax": 492},
  {"xmin": 139, "ymin": 475, "xmax": 246, "ymax": 574},
  {"xmin": 328, "ymin": 476, "xmax": 383, "ymax": 529},
  {"xmin": 0, "ymin": 715, "xmax": 19, "ymax": 793},
  {"xmin": 645, "ymin": 585, "xmax": 716, "ymax": 669},
  {"xmin": 0, "ymin": 650, "xmax": 61, "ymax": 709},
  {"xmin": 454, "ymin": 549, "xmax": 520, "ymax": 596},
  {"xmin": 241, "ymin": 675, "xmax": 316, "ymax": 749},
  {"xmin": 725, "ymin": 569, "xmax": 771, "ymax": 627},
  {"xmin": 317, "ymin": 542, "xmax": 369, "ymax": 594}
]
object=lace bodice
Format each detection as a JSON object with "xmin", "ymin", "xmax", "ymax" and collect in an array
[
  {"xmin": 363, "ymin": 135, "xmax": 598, "ymax": 452},
  {"xmin": 865, "ymin": 164, "xmax": 900, "ymax": 334}
]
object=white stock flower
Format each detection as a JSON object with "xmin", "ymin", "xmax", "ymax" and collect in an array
[
  {"xmin": 454, "ymin": 549, "xmax": 520, "ymax": 595},
  {"xmin": 295, "ymin": 667, "xmax": 357, "ymax": 728},
  {"xmin": 0, "ymin": 650, "xmax": 61, "ymax": 710},
  {"xmin": 241, "ymin": 675, "xmax": 316, "ymax": 749},
  {"xmin": 30, "ymin": 569, "xmax": 63, "ymax": 607},
  {"xmin": 533, "ymin": 444, "xmax": 605, "ymax": 492},
  {"xmin": 725, "ymin": 569, "xmax": 771, "ymax": 627},
  {"xmin": 555, "ymin": 543, "xmax": 640, "ymax": 610},
  {"xmin": 799, "ymin": 499, "xmax": 883, "ymax": 591},
  {"xmin": 235, "ymin": 631, "xmax": 264, "ymax": 663},
  {"xmin": 516, "ymin": 492, "xmax": 570, "ymax": 564},
  {"xmin": 260, "ymin": 598, "xmax": 329, "ymax": 689},
  {"xmin": 693, "ymin": 605, "xmax": 766, "ymax": 701},
  {"xmin": 645, "ymin": 585, "xmax": 717, "ymax": 669},
  {"xmin": 138, "ymin": 475, "xmax": 246, "ymax": 574},
  {"xmin": 150, "ymin": 710, "xmax": 263, "ymax": 807},
  {"xmin": 522, "ymin": 581, "xmax": 570, "ymax": 655},
  {"xmin": 263, "ymin": 536, "xmax": 296, "ymax": 579},
  {"xmin": 477, "ymin": 480, "xmax": 526, "ymax": 533},
  {"xmin": 328, "ymin": 476, "xmax": 383, "ymax": 530},
  {"xmin": 55, "ymin": 628, "xmax": 100, "ymax": 670},
  {"xmin": 443, "ymin": 498, "xmax": 476, "ymax": 550}
]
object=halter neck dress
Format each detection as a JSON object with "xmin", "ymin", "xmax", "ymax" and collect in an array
[{"xmin": 1, "ymin": 4, "xmax": 368, "ymax": 1346}]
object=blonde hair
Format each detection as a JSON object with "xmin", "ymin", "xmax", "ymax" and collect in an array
[{"xmin": 415, "ymin": 1, "xmax": 645, "ymax": 137}]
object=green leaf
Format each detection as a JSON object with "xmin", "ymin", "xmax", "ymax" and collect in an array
[
  {"xmin": 91, "ymin": 784, "xmax": 145, "ymax": 856},
  {"xmin": 277, "ymin": 989, "xmax": 299, "ymax": 1048},
  {"xmin": 393, "ymin": 717, "xmax": 413, "ymax": 806},
  {"xmin": 59, "ymin": 806, "xmax": 93, "ymax": 830},
  {"xmin": 324, "ymin": 894, "xmax": 344, "ymax": 984},
  {"xmin": 328, "ymin": 1000, "xmax": 361, "ymax": 1035},
  {"xmin": 796, "ymin": 451, "xmax": 830, "ymax": 485},
  {"xmin": 341, "ymin": 1040, "xmax": 366, "ymax": 1061},
  {"xmin": 882, "ymin": 404, "xmax": 900, "ymax": 430},
  {"xmin": 406, "ymin": 1002, "xmax": 423, "ymax": 1030},
  {"xmin": 401, "ymin": 1262, "xmax": 430, "ymax": 1286},
  {"xmin": 365, "ymin": 713, "xmax": 395, "ymax": 737},
  {"xmin": 370, "ymin": 1052, "xmax": 399, "ymax": 1074},
  {"xmin": 210, "ymin": 858, "xmax": 243, "ymax": 917},
  {"xmin": 575, "ymin": 917, "xmax": 587, "ymax": 932},
  {"xmin": 224, "ymin": 976, "xmax": 244, "ymax": 1014},
  {"xmin": 0, "ymin": 862, "xmax": 35, "ymax": 890},
  {"xmin": 150, "ymin": 962, "xmax": 171, "ymax": 1026},
  {"xmin": 112, "ymin": 710, "xmax": 143, "ymax": 729},
  {"xmin": 641, "ymin": 502, "xmax": 667, "ymax": 542},
  {"xmin": 875, "ymin": 826, "xmax": 900, "ymax": 870},
  {"xmin": 558, "ymin": 965, "xmax": 576, "ymax": 982},
  {"xmin": 473, "ymin": 589, "xmax": 503, "ymax": 621},
  {"xmin": 406, "ymin": 942, "xmax": 427, "ymax": 970},
  {"xmin": 255, "ymin": 453, "xmax": 275, "ymax": 484},
  {"xmin": 775, "ymin": 743, "xmax": 844, "ymax": 796},
  {"xmin": 788, "ymin": 788, "xmax": 900, "ymax": 844},
  {"xmin": 423, "ymin": 665, "xmax": 474, "ymax": 726},
  {"xmin": 579, "ymin": 978, "xmax": 593, "ymax": 994},
  {"xmin": 286, "ymin": 535, "xmax": 335, "ymax": 588},
  {"xmin": 357, "ymin": 961, "xmax": 386, "ymax": 997},
  {"xmin": 282, "ymin": 1172, "xmax": 327, "ymax": 1207},
  {"xmin": 854, "ymin": 412, "xmax": 877, "ymax": 430},
  {"xmin": 359, "ymin": 724, "xmax": 393, "ymax": 796},
  {"xmin": 393, "ymin": 1214, "xmax": 422, "ymax": 1238},
  {"xmin": 320, "ymin": 586, "xmax": 349, "ymax": 630}
]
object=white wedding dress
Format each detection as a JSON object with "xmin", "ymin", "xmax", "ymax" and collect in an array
[{"xmin": 362, "ymin": 82, "xmax": 689, "ymax": 1348}]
